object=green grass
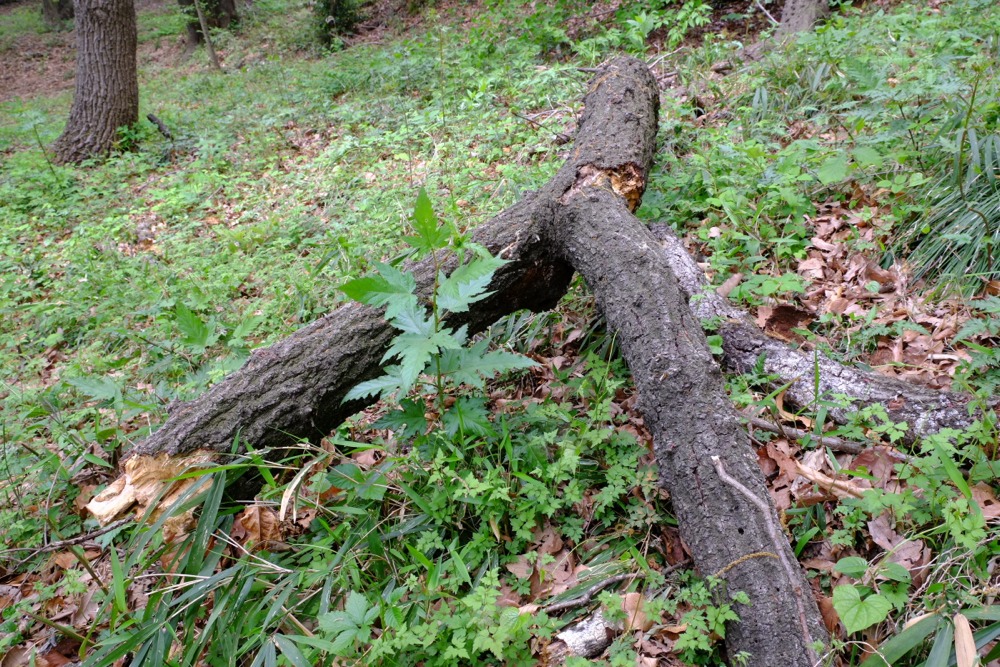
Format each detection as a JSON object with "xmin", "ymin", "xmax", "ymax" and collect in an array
[
  {"xmin": 0, "ymin": 4, "xmax": 47, "ymax": 51},
  {"xmin": 2, "ymin": 0, "xmax": 1000, "ymax": 664}
]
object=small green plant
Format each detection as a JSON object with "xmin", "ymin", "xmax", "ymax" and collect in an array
[
  {"xmin": 340, "ymin": 189, "xmax": 536, "ymax": 413},
  {"xmin": 655, "ymin": 573, "xmax": 748, "ymax": 665}
]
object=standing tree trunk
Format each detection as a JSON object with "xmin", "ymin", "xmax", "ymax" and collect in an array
[
  {"xmin": 776, "ymin": 0, "xmax": 829, "ymax": 37},
  {"xmin": 178, "ymin": 0, "xmax": 237, "ymax": 48},
  {"xmin": 41, "ymin": 0, "xmax": 74, "ymax": 29},
  {"xmin": 51, "ymin": 0, "xmax": 138, "ymax": 164}
]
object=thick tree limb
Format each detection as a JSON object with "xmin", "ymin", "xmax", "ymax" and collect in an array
[
  {"xmin": 650, "ymin": 223, "xmax": 989, "ymax": 440},
  {"xmin": 553, "ymin": 183, "xmax": 826, "ymax": 665}
]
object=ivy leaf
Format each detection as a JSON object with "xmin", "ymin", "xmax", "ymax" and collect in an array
[
  {"xmin": 834, "ymin": 556, "xmax": 869, "ymax": 578},
  {"xmin": 406, "ymin": 188, "xmax": 451, "ymax": 253},
  {"xmin": 833, "ymin": 585, "xmax": 891, "ymax": 634}
]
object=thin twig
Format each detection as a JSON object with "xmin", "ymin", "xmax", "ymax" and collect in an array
[
  {"xmin": 6, "ymin": 518, "xmax": 131, "ymax": 566},
  {"xmin": 755, "ymin": 0, "xmax": 780, "ymax": 25},
  {"xmin": 543, "ymin": 573, "xmax": 642, "ymax": 615},
  {"xmin": 192, "ymin": 0, "xmax": 223, "ymax": 72},
  {"xmin": 542, "ymin": 559, "xmax": 691, "ymax": 615},
  {"xmin": 710, "ymin": 456, "xmax": 820, "ymax": 665},
  {"xmin": 741, "ymin": 413, "xmax": 864, "ymax": 454}
]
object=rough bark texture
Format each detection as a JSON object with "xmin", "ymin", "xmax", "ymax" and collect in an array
[
  {"xmin": 554, "ymin": 185, "xmax": 826, "ymax": 666},
  {"xmin": 51, "ymin": 0, "xmax": 137, "ymax": 163},
  {"xmin": 94, "ymin": 57, "xmax": 832, "ymax": 667},
  {"xmin": 649, "ymin": 223, "xmax": 990, "ymax": 439},
  {"xmin": 129, "ymin": 57, "xmax": 662, "ymax": 460},
  {"xmin": 776, "ymin": 0, "xmax": 830, "ymax": 36}
]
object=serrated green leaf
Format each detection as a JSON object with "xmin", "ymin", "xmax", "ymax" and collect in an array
[
  {"xmin": 66, "ymin": 376, "xmax": 120, "ymax": 402},
  {"xmin": 442, "ymin": 396, "xmax": 494, "ymax": 437},
  {"xmin": 835, "ymin": 556, "xmax": 869, "ymax": 578},
  {"xmin": 343, "ymin": 370, "xmax": 405, "ymax": 402},
  {"xmin": 390, "ymin": 301, "xmax": 434, "ymax": 336},
  {"xmin": 818, "ymin": 155, "xmax": 849, "ymax": 185},
  {"xmin": 436, "ymin": 254, "xmax": 506, "ymax": 313},
  {"xmin": 341, "ymin": 263, "xmax": 417, "ymax": 319},
  {"xmin": 407, "ymin": 188, "xmax": 451, "ymax": 253},
  {"xmin": 330, "ymin": 628, "xmax": 358, "ymax": 655},
  {"xmin": 317, "ymin": 610, "xmax": 357, "ymax": 635},
  {"xmin": 437, "ymin": 343, "xmax": 536, "ymax": 388},
  {"xmin": 383, "ymin": 330, "xmax": 462, "ymax": 391},
  {"xmin": 229, "ymin": 315, "xmax": 264, "ymax": 346},
  {"xmin": 374, "ymin": 399, "xmax": 427, "ymax": 438},
  {"xmin": 345, "ymin": 591, "xmax": 370, "ymax": 626},
  {"xmin": 834, "ymin": 585, "xmax": 891, "ymax": 634},
  {"xmin": 175, "ymin": 302, "xmax": 211, "ymax": 348}
]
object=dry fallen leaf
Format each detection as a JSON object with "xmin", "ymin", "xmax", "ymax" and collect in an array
[
  {"xmin": 621, "ymin": 592, "xmax": 654, "ymax": 632},
  {"xmin": 954, "ymin": 612, "xmax": 978, "ymax": 667},
  {"xmin": 972, "ymin": 483, "xmax": 1000, "ymax": 519},
  {"xmin": 233, "ymin": 505, "xmax": 282, "ymax": 548}
]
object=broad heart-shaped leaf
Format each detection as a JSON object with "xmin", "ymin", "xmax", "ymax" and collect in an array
[
  {"xmin": 833, "ymin": 585, "xmax": 892, "ymax": 634},
  {"xmin": 834, "ymin": 556, "xmax": 869, "ymax": 578},
  {"xmin": 340, "ymin": 262, "xmax": 417, "ymax": 320},
  {"xmin": 405, "ymin": 188, "xmax": 451, "ymax": 253},
  {"xmin": 436, "ymin": 253, "xmax": 506, "ymax": 314},
  {"xmin": 383, "ymin": 330, "xmax": 463, "ymax": 392},
  {"xmin": 437, "ymin": 341, "xmax": 537, "ymax": 388},
  {"xmin": 343, "ymin": 367, "xmax": 405, "ymax": 402},
  {"xmin": 817, "ymin": 155, "xmax": 849, "ymax": 185}
]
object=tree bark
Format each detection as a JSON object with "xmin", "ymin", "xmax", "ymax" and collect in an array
[
  {"xmin": 88, "ymin": 55, "xmax": 994, "ymax": 666},
  {"xmin": 178, "ymin": 0, "xmax": 237, "ymax": 47},
  {"xmin": 553, "ymin": 183, "xmax": 826, "ymax": 665},
  {"xmin": 776, "ymin": 0, "xmax": 829, "ymax": 37},
  {"xmin": 649, "ymin": 223, "xmax": 987, "ymax": 439},
  {"xmin": 41, "ymin": 0, "xmax": 74, "ymax": 28},
  {"xmin": 51, "ymin": 0, "xmax": 138, "ymax": 164}
]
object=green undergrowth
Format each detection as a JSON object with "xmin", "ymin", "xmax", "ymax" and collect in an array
[{"xmin": 2, "ymin": 0, "xmax": 1000, "ymax": 665}]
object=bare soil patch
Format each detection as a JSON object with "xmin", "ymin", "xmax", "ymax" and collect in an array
[{"xmin": 0, "ymin": 0, "xmax": 186, "ymax": 104}]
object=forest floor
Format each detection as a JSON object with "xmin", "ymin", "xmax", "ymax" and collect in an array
[{"xmin": 1, "ymin": 0, "xmax": 999, "ymax": 666}]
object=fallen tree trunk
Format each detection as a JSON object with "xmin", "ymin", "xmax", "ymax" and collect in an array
[
  {"xmin": 553, "ymin": 180, "xmax": 827, "ymax": 664},
  {"xmin": 88, "ymin": 55, "xmax": 990, "ymax": 665}
]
